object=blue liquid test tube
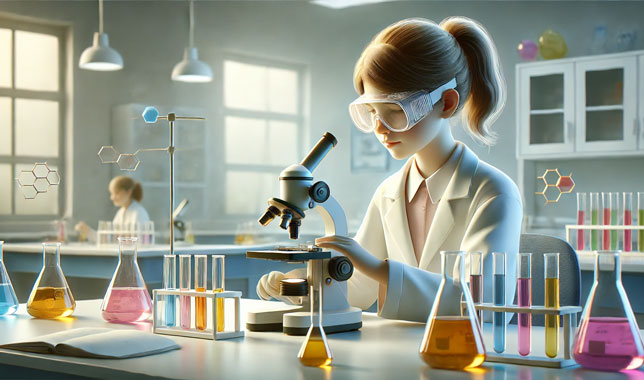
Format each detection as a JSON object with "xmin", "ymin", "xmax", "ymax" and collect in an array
[
  {"xmin": 493, "ymin": 252, "xmax": 506, "ymax": 353},
  {"xmin": 163, "ymin": 254, "xmax": 177, "ymax": 327}
]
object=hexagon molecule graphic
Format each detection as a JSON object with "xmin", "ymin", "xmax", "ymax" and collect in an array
[
  {"xmin": 98, "ymin": 146, "xmax": 119, "ymax": 164},
  {"xmin": 142, "ymin": 106, "xmax": 159, "ymax": 124},
  {"xmin": 117, "ymin": 154, "xmax": 140, "ymax": 171},
  {"xmin": 536, "ymin": 168, "xmax": 575, "ymax": 204},
  {"xmin": 15, "ymin": 162, "xmax": 60, "ymax": 199}
]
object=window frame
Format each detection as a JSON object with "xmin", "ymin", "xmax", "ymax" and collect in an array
[
  {"xmin": 0, "ymin": 16, "xmax": 67, "ymax": 220},
  {"xmin": 220, "ymin": 54, "xmax": 307, "ymax": 218}
]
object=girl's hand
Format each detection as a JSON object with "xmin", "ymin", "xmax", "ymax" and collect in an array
[{"xmin": 315, "ymin": 235, "xmax": 389, "ymax": 284}]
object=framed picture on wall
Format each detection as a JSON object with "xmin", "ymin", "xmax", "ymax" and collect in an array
[{"xmin": 351, "ymin": 127, "xmax": 388, "ymax": 172}]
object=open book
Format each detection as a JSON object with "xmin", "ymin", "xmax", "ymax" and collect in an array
[{"xmin": 0, "ymin": 328, "xmax": 180, "ymax": 359}]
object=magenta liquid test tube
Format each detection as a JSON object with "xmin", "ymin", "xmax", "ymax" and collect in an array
[
  {"xmin": 577, "ymin": 193, "xmax": 586, "ymax": 250},
  {"xmin": 517, "ymin": 252, "xmax": 532, "ymax": 356},
  {"xmin": 179, "ymin": 254, "xmax": 191, "ymax": 329},
  {"xmin": 624, "ymin": 192, "xmax": 633, "ymax": 252},
  {"xmin": 602, "ymin": 192, "xmax": 611, "ymax": 250}
]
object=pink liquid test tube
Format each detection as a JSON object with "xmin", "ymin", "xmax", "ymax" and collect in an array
[
  {"xmin": 577, "ymin": 193, "xmax": 586, "ymax": 250},
  {"xmin": 602, "ymin": 192, "xmax": 611, "ymax": 250},
  {"xmin": 624, "ymin": 192, "xmax": 633, "ymax": 252},
  {"xmin": 517, "ymin": 252, "xmax": 532, "ymax": 356},
  {"xmin": 179, "ymin": 254, "xmax": 191, "ymax": 329},
  {"xmin": 469, "ymin": 252, "xmax": 483, "ymax": 327}
]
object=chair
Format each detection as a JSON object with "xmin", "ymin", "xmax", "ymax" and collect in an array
[{"xmin": 510, "ymin": 233, "xmax": 581, "ymax": 326}]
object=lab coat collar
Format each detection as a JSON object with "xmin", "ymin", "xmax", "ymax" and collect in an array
[{"xmin": 406, "ymin": 143, "xmax": 463, "ymax": 204}]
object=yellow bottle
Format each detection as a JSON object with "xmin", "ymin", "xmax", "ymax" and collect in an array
[{"xmin": 27, "ymin": 243, "xmax": 75, "ymax": 319}]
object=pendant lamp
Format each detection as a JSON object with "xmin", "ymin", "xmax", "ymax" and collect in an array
[
  {"xmin": 79, "ymin": 0, "xmax": 123, "ymax": 71},
  {"xmin": 171, "ymin": 0, "xmax": 213, "ymax": 83}
]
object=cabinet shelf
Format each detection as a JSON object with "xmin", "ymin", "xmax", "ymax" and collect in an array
[
  {"xmin": 529, "ymin": 109, "xmax": 564, "ymax": 115},
  {"xmin": 585, "ymin": 104, "xmax": 624, "ymax": 112}
]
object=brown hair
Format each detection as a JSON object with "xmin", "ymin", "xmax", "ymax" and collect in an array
[
  {"xmin": 353, "ymin": 17, "xmax": 506, "ymax": 145},
  {"xmin": 111, "ymin": 176, "xmax": 143, "ymax": 202}
]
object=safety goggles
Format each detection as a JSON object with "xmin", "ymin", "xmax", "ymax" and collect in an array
[{"xmin": 348, "ymin": 78, "xmax": 457, "ymax": 133}]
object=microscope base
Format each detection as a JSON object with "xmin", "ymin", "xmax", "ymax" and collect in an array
[{"xmin": 246, "ymin": 306, "xmax": 363, "ymax": 336}]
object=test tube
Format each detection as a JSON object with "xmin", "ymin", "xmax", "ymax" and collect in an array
[
  {"xmin": 212, "ymin": 255, "xmax": 225, "ymax": 332},
  {"xmin": 163, "ymin": 254, "xmax": 176, "ymax": 327},
  {"xmin": 611, "ymin": 192, "xmax": 619, "ymax": 250},
  {"xmin": 624, "ymin": 192, "xmax": 633, "ymax": 252},
  {"xmin": 179, "ymin": 254, "xmax": 191, "ymax": 329},
  {"xmin": 517, "ymin": 253, "xmax": 532, "ymax": 356},
  {"xmin": 195, "ymin": 255, "xmax": 207, "ymax": 331},
  {"xmin": 639, "ymin": 193, "xmax": 644, "ymax": 252},
  {"xmin": 493, "ymin": 252, "xmax": 505, "ymax": 353},
  {"xmin": 576, "ymin": 193, "xmax": 586, "ymax": 250},
  {"xmin": 602, "ymin": 192, "xmax": 611, "ymax": 250},
  {"xmin": 590, "ymin": 193, "xmax": 600, "ymax": 251},
  {"xmin": 544, "ymin": 252, "xmax": 560, "ymax": 358},
  {"xmin": 469, "ymin": 252, "xmax": 483, "ymax": 327}
]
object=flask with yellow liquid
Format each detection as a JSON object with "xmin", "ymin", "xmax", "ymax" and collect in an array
[
  {"xmin": 27, "ymin": 243, "xmax": 75, "ymax": 319},
  {"xmin": 298, "ymin": 258, "xmax": 332, "ymax": 367}
]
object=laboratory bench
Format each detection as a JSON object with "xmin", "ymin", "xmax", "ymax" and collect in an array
[
  {"xmin": 1, "ymin": 242, "xmax": 300, "ymax": 302},
  {"xmin": 0, "ymin": 299, "xmax": 640, "ymax": 380}
]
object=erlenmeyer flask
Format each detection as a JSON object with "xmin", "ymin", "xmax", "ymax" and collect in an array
[
  {"xmin": 298, "ymin": 259, "xmax": 332, "ymax": 367},
  {"xmin": 27, "ymin": 243, "xmax": 75, "ymax": 318},
  {"xmin": 0, "ymin": 241, "xmax": 19, "ymax": 316},
  {"xmin": 420, "ymin": 251, "xmax": 486, "ymax": 370},
  {"xmin": 101, "ymin": 237, "xmax": 152, "ymax": 323},
  {"xmin": 572, "ymin": 250, "xmax": 644, "ymax": 371}
]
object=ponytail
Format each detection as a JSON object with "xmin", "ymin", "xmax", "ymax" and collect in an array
[
  {"xmin": 132, "ymin": 182, "xmax": 143, "ymax": 202},
  {"xmin": 111, "ymin": 176, "xmax": 144, "ymax": 202},
  {"xmin": 440, "ymin": 16, "xmax": 506, "ymax": 145}
]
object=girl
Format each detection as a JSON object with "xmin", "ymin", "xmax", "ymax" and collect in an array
[
  {"xmin": 258, "ymin": 17, "xmax": 522, "ymax": 322},
  {"xmin": 75, "ymin": 176, "xmax": 150, "ymax": 241}
]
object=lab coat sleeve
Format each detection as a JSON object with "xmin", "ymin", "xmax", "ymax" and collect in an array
[
  {"xmin": 349, "ymin": 188, "xmax": 388, "ymax": 310},
  {"xmin": 378, "ymin": 193, "xmax": 522, "ymax": 323},
  {"xmin": 460, "ymin": 194, "xmax": 523, "ymax": 323}
]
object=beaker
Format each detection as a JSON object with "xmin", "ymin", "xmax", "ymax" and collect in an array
[
  {"xmin": 100, "ymin": 237, "xmax": 152, "ymax": 323},
  {"xmin": 195, "ymin": 255, "xmax": 207, "ymax": 331},
  {"xmin": 469, "ymin": 252, "xmax": 483, "ymax": 327},
  {"xmin": 493, "ymin": 252, "xmax": 506, "ymax": 353},
  {"xmin": 544, "ymin": 252, "xmax": 560, "ymax": 358},
  {"xmin": 0, "ymin": 241, "xmax": 19, "ymax": 316},
  {"xmin": 163, "ymin": 254, "xmax": 176, "ymax": 327},
  {"xmin": 572, "ymin": 250, "xmax": 644, "ymax": 371},
  {"xmin": 577, "ymin": 193, "xmax": 586, "ymax": 250},
  {"xmin": 179, "ymin": 254, "xmax": 191, "ymax": 329},
  {"xmin": 298, "ymin": 259, "xmax": 332, "ymax": 367},
  {"xmin": 212, "ymin": 255, "xmax": 225, "ymax": 332},
  {"xmin": 517, "ymin": 252, "xmax": 532, "ymax": 356},
  {"xmin": 420, "ymin": 251, "xmax": 486, "ymax": 370},
  {"xmin": 27, "ymin": 243, "xmax": 75, "ymax": 318},
  {"xmin": 590, "ymin": 193, "xmax": 600, "ymax": 250},
  {"xmin": 624, "ymin": 192, "xmax": 633, "ymax": 252}
]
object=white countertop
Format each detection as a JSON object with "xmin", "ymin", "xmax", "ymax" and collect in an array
[{"xmin": 0, "ymin": 299, "xmax": 639, "ymax": 379}]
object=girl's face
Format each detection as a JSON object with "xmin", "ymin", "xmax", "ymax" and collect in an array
[
  {"xmin": 109, "ymin": 183, "xmax": 132, "ymax": 208},
  {"xmin": 363, "ymin": 80, "xmax": 447, "ymax": 160}
]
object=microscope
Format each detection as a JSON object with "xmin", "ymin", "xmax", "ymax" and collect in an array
[{"xmin": 246, "ymin": 132, "xmax": 363, "ymax": 335}]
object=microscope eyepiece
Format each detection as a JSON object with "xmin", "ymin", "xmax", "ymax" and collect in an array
[{"xmin": 258, "ymin": 205, "xmax": 280, "ymax": 226}]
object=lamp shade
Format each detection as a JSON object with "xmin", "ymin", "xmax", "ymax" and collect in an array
[
  {"xmin": 79, "ymin": 32, "xmax": 123, "ymax": 71},
  {"xmin": 171, "ymin": 47, "xmax": 213, "ymax": 83}
]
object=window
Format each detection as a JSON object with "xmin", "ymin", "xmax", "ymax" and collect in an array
[
  {"xmin": 222, "ymin": 58, "xmax": 305, "ymax": 215},
  {"xmin": 0, "ymin": 18, "xmax": 67, "ymax": 217}
]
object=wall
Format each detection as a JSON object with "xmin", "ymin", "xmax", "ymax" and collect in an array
[{"xmin": 1, "ymin": 1, "xmax": 643, "ymax": 235}]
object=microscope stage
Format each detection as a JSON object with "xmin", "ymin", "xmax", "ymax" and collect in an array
[{"xmin": 247, "ymin": 249, "xmax": 332, "ymax": 261}]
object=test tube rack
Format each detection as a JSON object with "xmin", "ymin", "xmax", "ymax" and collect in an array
[
  {"xmin": 96, "ymin": 221, "xmax": 156, "ymax": 247},
  {"xmin": 152, "ymin": 289, "xmax": 244, "ymax": 340},
  {"xmin": 474, "ymin": 303, "xmax": 582, "ymax": 368},
  {"xmin": 565, "ymin": 224, "xmax": 644, "ymax": 253}
]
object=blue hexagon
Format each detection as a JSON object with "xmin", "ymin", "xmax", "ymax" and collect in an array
[{"xmin": 142, "ymin": 106, "xmax": 159, "ymax": 124}]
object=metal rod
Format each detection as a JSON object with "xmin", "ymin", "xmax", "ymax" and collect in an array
[
  {"xmin": 99, "ymin": 0, "xmax": 104, "ymax": 34},
  {"xmin": 169, "ymin": 118, "xmax": 175, "ymax": 255}
]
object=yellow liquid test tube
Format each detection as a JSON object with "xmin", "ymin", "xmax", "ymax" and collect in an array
[
  {"xmin": 212, "ymin": 255, "xmax": 225, "ymax": 332},
  {"xmin": 195, "ymin": 255, "xmax": 207, "ymax": 331},
  {"xmin": 544, "ymin": 253, "xmax": 560, "ymax": 358}
]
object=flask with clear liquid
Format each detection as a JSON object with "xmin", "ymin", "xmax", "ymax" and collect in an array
[
  {"xmin": 572, "ymin": 250, "xmax": 644, "ymax": 371},
  {"xmin": 101, "ymin": 237, "xmax": 152, "ymax": 323},
  {"xmin": 27, "ymin": 243, "xmax": 75, "ymax": 318},
  {"xmin": 420, "ymin": 251, "xmax": 486, "ymax": 370},
  {"xmin": 0, "ymin": 241, "xmax": 19, "ymax": 316},
  {"xmin": 298, "ymin": 259, "xmax": 332, "ymax": 367}
]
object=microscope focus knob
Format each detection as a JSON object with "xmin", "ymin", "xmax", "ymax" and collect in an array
[
  {"xmin": 309, "ymin": 181, "xmax": 330, "ymax": 203},
  {"xmin": 280, "ymin": 278, "xmax": 308, "ymax": 297},
  {"xmin": 328, "ymin": 256, "xmax": 353, "ymax": 282}
]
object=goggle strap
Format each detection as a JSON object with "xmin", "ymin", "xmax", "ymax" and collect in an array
[{"xmin": 429, "ymin": 78, "xmax": 457, "ymax": 104}]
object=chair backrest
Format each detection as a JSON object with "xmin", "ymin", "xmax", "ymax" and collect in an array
[{"xmin": 510, "ymin": 233, "xmax": 581, "ymax": 326}]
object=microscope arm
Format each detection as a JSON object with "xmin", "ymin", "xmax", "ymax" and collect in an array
[{"xmin": 315, "ymin": 195, "xmax": 348, "ymax": 237}]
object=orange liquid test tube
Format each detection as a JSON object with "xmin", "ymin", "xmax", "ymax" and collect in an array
[{"xmin": 195, "ymin": 255, "xmax": 207, "ymax": 331}]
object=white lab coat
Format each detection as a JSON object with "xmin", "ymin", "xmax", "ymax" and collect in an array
[
  {"xmin": 112, "ymin": 200, "xmax": 150, "ymax": 228},
  {"xmin": 349, "ymin": 142, "xmax": 523, "ymax": 322}
]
